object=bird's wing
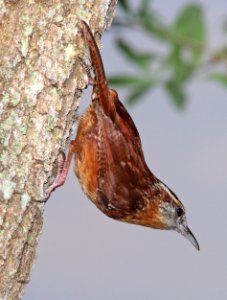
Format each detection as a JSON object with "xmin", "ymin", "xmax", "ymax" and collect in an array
[{"xmin": 96, "ymin": 100, "xmax": 155, "ymax": 213}]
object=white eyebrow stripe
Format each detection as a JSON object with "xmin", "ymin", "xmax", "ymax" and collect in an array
[{"xmin": 159, "ymin": 182, "xmax": 180, "ymax": 205}]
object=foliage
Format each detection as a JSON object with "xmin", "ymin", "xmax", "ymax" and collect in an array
[{"xmin": 109, "ymin": 0, "xmax": 227, "ymax": 108}]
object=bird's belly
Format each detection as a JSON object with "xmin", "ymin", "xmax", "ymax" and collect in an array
[{"xmin": 73, "ymin": 107, "xmax": 99, "ymax": 204}]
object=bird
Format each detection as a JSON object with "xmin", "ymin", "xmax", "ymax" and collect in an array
[{"xmin": 45, "ymin": 20, "xmax": 199, "ymax": 251}]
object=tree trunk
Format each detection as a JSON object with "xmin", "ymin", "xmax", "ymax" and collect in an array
[{"xmin": 0, "ymin": 0, "xmax": 117, "ymax": 298}]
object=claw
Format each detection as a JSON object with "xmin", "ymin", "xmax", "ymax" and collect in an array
[{"xmin": 45, "ymin": 150, "xmax": 71, "ymax": 200}]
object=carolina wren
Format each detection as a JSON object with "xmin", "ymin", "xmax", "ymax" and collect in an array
[{"xmin": 46, "ymin": 21, "xmax": 199, "ymax": 251}]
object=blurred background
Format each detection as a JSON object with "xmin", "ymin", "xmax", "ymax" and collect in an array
[{"xmin": 25, "ymin": 0, "xmax": 227, "ymax": 299}]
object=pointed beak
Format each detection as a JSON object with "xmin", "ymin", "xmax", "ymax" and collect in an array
[
  {"xmin": 182, "ymin": 226, "xmax": 200, "ymax": 251},
  {"xmin": 177, "ymin": 222, "xmax": 200, "ymax": 251}
]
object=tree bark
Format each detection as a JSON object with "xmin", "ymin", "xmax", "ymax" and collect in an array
[{"xmin": 0, "ymin": 0, "xmax": 117, "ymax": 298}]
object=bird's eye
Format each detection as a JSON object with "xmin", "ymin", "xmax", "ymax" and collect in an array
[{"xmin": 176, "ymin": 207, "xmax": 184, "ymax": 217}]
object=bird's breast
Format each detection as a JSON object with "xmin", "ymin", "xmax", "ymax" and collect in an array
[{"xmin": 73, "ymin": 105, "xmax": 99, "ymax": 204}]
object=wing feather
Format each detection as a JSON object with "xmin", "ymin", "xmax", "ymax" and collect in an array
[{"xmin": 95, "ymin": 97, "xmax": 155, "ymax": 213}]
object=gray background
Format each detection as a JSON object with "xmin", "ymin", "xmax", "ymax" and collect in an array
[{"xmin": 25, "ymin": 1, "xmax": 227, "ymax": 299}]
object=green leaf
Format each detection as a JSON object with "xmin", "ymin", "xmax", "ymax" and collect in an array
[
  {"xmin": 165, "ymin": 5, "xmax": 205, "ymax": 89},
  {"xmin": 127, "ymin": 80, "xmax": 154, "ymax": 105},
  {"xmin": 208, "ymin": 73, "xmax": 227, "ymax": 86},
  {"xmin": 174, "ymin": 4, "xmax": 205, "ymax": 59},
  {"xmin": 165, "ymin": 80, "xmax": 186, "ymax": 108},
  {"xmin": 108, "ymin": 75, "xmax": 149, "ymax": 87},
  {"xmin": 118, "ymin": 0, "xmax": 131, "ymax": 13},
  {"xmin": 166, "ymin": 46, "xmax": 194, "ymax": 83},
  {"xmin": 108, "ymin": 75, "xmax": 154, "ymax": 105},
  {"xmin": 140, "ymin": 13, "xmax": 170, "ymax": 42},
  {"xmin": 116, "ymin": 39, "xmax": 155, "ymax": 70},
  {"xmin": 138, "ymin": 0, "xmax": 150, "ymax": 18}
]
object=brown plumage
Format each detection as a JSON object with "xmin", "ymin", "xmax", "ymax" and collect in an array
[{"xmin": 46, "ymin": 21, "xmax": 199, "ymax": 250}]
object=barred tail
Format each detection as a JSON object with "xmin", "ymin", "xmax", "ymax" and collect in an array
[{"xmin": 81, "ymin": 20, "xmax": 108, "ymax": 100}]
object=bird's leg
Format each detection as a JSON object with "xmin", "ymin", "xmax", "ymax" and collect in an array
[{"xmin": 45, "ymin": 144, "xmax": 74, "ymax": 200}]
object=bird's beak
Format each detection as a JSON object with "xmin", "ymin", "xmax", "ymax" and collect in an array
[{"xmin": 177, "ymin": 221, "xmax": 200, "ymax": 251}]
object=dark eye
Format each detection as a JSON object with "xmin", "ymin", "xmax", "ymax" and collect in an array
[{"xmin": 176, "ymin": 207, "xmax": 184, "ymax": 217}]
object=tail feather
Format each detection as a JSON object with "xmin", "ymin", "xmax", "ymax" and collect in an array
[{"xmin": 81, "ymin": 20, "xmax": 108, "ymax": 101}]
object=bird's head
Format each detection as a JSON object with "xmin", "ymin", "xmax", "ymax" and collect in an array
[
  {"xmin": 130, "ymin": 180, "xmax": 199, "ymax": 250},
  {"xmin": 156, "ymin": 182, "xmax": 199, "ymax": 251}
]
